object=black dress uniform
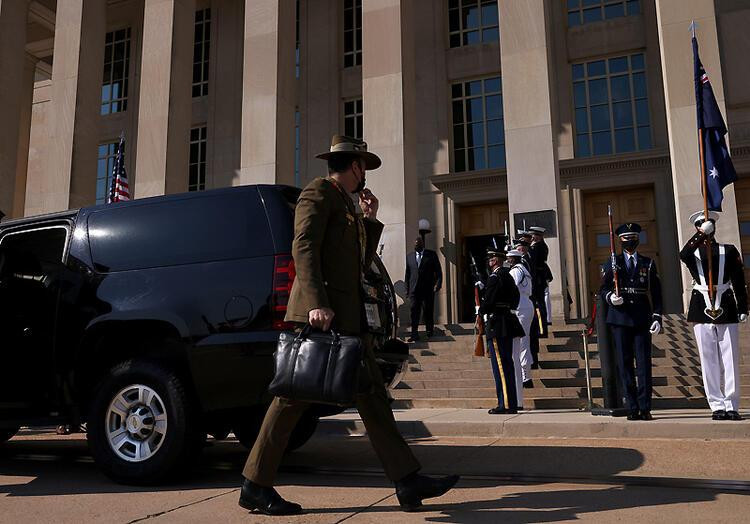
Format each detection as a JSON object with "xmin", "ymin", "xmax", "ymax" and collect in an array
[
  {"xmin": 599, "ymin": 224, "xmax": 663, "ymax": 418},
  {"xmin": 479, "ymin": 249, "xmax": 525, "ymax": 414},
  {"xmin": 529, "ymin": 236, "xmax": 550, "ymax": 334},
  {"xmin": 679, "ymin": 212, "xmax": 748, "ymax": 418}
]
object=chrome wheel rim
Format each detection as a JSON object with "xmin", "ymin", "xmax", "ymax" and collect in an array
[{"xmin": 105, "ymin": 384, "xmax": 168, "ymax": 462}]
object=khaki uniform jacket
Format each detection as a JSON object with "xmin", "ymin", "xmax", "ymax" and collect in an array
[{"xmin": 285, "ymin": 176, "xmax": 384, "ymax": 334}]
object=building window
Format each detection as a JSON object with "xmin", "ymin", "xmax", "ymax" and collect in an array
[
  {"xmin": 193, "ymin": 8, "xmax": 211, "ymax": 97},
  {"xmin": 295, "ymin": 110, "xmax": 301, "ymax": 187},
  {"xmin": 343, "ymin": 0, "xmax": 362, "ymax": 68},
  {"xmin": 567, "ymin": 0, "xmax": 640, "ymax": 27},
  {"xmin": 189, "ymin": 126, "xmax": 208, "ymax": 192},
  {"xmin": 101, "ymin": 28, "xmax": 132, "ymax": 115},
  {"xmin": 295, "ymin": 0, "xmax": 301, "ymax": 78},
  {"xmin": 448, "ymin": 0, "xmax": 499, "ymax": 48},
  {"xmin": 451, "ymin": 76, "xmax": 505, "ymax": 172},
  {"xmin": 573, "ymin": 53, "xmax": 651, "ymax": 157},
  {"xmin": 96, "ymin": 142, "xmax": 118, "ymax": 204},
  {"xmin": 343, "ymin": 98, "xmax": 363, "ymax": 140}
]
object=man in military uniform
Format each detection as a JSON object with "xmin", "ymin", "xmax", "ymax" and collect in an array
[
  {"xmin": 514, "ymin": 237, "xmax": 542, "ymax": 368},
  {"xmin": 680, "ymin": 211, "xmax": 748, "ymax": 421},
  {"xmin": 479, "ymin": 247, "xmax": 525, "ymax": 414},
  {"xmin": 529, "ymin": 226, "xmax": 553, "ymax": 326},
  {"xmin": 599, "ymin": 223, "xmax": 663, "ymax": 421},
  {"xmin": 239, "ymin": 136, "xmax": 458, "ymax": 515},
  {"xmin": 507, "ymin": 248, "xmax": 535, "ymax": 396}
]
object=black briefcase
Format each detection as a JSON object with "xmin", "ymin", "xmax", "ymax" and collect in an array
[{"xmin": 268, "ymin": 326, "xmax": 364, "ymax": 406}]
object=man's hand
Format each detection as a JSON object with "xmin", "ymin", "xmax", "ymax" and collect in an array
[
  {"xmin": 475, "ymin": 280, "xmax": 485, "ymax": 290},
  {"xmin": 740, "ymin": 313, "xmax": 748, "ymax": 323},
  {"xmin": 309, "ymin": 307, "xmax": 335, "ymax": 331},
  {"xmin": 359, "ymin": 189, "xmax": 379, "ymax": 220},
  {"xmin": 649, "ymin": 320, "xmax": 661, "ymax": 335},
  {"xmin": 609, "ymin": 293, "xmax": 624, "ymax": 306},
  {"xmin": 699, "ymin": 221, "xmax": 715, "ymax": 236}
]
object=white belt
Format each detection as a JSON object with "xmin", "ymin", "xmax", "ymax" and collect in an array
[{"xmin": 695, "ymin": 246, "xmax": 727, "ymax": 312}]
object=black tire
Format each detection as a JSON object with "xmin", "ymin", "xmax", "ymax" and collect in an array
[
  {"xmin": 87, "ymin": 360, "xmax": 201, "ymax": 485},
  {"xmin": 0, "ymin": 427, "xmax": 19, "ymax": 443}
]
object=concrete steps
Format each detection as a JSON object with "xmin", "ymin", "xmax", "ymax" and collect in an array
[{"xmin": 392, "ymin": 316, "xmax": 750, "ymax": 410}]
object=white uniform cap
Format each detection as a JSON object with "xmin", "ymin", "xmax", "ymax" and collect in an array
[
  {"xmin": 506, "ymin": 249, "xmax": 523, "ymax": 258},
  {"xmin": 688, "ymin": 210, "xmax": 720, "ymax": 225},
  {"xmin": 529, "ymin": 226, "xmax": 546, "ymax": 234}
]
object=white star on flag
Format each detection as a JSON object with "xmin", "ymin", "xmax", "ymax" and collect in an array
[{"xmin": 709, "ymin": 166, "xmax": 719, "ymax": 179}]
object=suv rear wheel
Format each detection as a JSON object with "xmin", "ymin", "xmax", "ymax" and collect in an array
[
  {"xmin": 0, "ymin": 427, "xmax": 19, "ymax": 443},
  {"xmin": 87, "ymin": 360, "xmax": 200, "ymax": 484}
]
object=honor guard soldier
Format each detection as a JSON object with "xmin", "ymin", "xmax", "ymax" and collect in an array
[
  {"xmin": 507, "ymin": 249, "xmax": 535, "ymax": 396},
  {"xmin": 514, "ymin": 236, "xmax": 542, "ymax": 368},
  {"xmin": 479, "ymin": 247, "xmax": 525, "ymax": 414},
  {"xmin": 599, "ymin": 223, "xmax": 663, "ymax": 421},
  {"xmin": 529, "ymin": 226, "xmax": 553, "ymax": 326},
  {"xmin": 680, "ymin": 211, "xmax": 748, "ymax": 421}
]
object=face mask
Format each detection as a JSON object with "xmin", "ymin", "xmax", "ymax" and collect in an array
[
  {"xmin": 352, "ymin": 164, "xmax": 366, "ymax": 193},
  {"xmin": 622, "ymin": 239, "xmax": 639, "ymax": 252}
]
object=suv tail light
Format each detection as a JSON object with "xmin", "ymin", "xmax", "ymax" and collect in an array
[{"xmin": 272, "ymin": 254, "xmax": 296, "ymax": 330}]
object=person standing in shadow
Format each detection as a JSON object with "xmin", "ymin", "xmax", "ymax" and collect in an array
[{"xmin": 405, "ymin": 236, "xmax": 443, "ymax": 342}]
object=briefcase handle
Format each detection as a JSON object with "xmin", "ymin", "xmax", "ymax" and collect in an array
[{"xmin": 295, "ymin": 324, "xmax": 342, "ymax": 345}]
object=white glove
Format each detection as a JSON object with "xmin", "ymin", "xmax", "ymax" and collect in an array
[
  {"xmin": 699, "ymin": 221, "xmax": 715, "ymax": 235},
  {"xmin": 649, "ymin": 320, "xmax": 661, "ymax": 335},
  {"xmin": 740, "ymin": 313, "xmax": 748, "ymax": 323},
  {"xmin": 609, "ymin": 293, "xmax": 624, "ymax": 306},
  {"xmin": 475, "ymin": 306, "xmax": 480, "ymax": 315},
  {"xmin": 475, "ymin": 280, "xmax": 485, "ymax": 290}
]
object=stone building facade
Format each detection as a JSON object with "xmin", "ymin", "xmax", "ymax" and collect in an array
[{"xmin": 2, "ymin": 0, "xmax": 749, "ymax": 324}]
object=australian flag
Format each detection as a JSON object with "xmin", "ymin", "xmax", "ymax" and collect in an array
[
  {"xmin": 107, "ymin": 132, "xmax": 130, "ymax": 203},
  {"xmin": 693, "ymin": 36, "xmax": 736, "ymax": 211}
]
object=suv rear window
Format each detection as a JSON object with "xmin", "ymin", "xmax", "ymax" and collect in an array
[{"xmin": 87, "ymin": 192, "xmax": 272, "ymax": 272}]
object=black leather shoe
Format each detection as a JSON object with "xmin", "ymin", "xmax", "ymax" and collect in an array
[
  {"xmin": 408, "ymin": 335, "xmax": 419, "ymax": 342},
  {"xmin": 712, "ymin": 410, "xmax": 727, "ymax": 420},
  {"xmin": 726, "ymin": 410, "xmax": 743, "ymax": 421},
  {"xmin": 488, "ymin": 407, "xmax": 518, "ymax": 415},
  {"xmin": 523, "ymin": 379, "xmax": 534, "ymax": 389},
  {"xmin": 238, "ymin": 479, "xmax": 302, "ymax": 516},
  {"xmin": 395, "ymin": 473, "xmax": 460, "ymax": 512},
  {"xmin": 626, "ymin": 411, "xmax": 640, "ymax": 421},
  {"xmin": 640, "ymin": 411, "xmax": 653, "ymax": 421}
]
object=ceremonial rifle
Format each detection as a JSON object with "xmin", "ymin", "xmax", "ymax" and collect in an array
[
  {"xmin": 607, "ymin": 204, "xmax": 620, "ymax": 297},
  {"xmin": 469, "ymin": 254, "xmax": 485, "ymax": 357}
]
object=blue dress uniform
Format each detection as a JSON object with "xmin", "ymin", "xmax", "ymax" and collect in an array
[
  {"xmin": 599, "ymin": 223, "xmax": 663, "ymax": 419},
  {"xmin": 479, "ymin": 248, "xmax": 525, "ymax": 414}
]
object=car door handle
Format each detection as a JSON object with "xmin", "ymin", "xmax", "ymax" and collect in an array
[{"xmin": 23, "ymin": 327, "xmax": 32, "ymax": 336}]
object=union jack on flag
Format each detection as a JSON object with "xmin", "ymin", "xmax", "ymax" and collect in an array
[{"xmin": 107, "ymin": 132, "xmax": 130, "ymax": 203}]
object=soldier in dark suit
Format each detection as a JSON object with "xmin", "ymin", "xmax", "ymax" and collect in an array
[
  {"xmin": 680, "ymin": 211, "xmax": 748, "ymax": 421},
  {"xmin": 529, "ymin": 226, "xmax": 553, "ymax": 325},
  {"xmin": 238, "ymin": 135, "xmax": 458, "ymax": 515},
  {"xmin": 479, "ymin": 247, "xmax": 525, "ymax": 414},
  {"xmin": 599, "ymin": 223, "xmax": 663, "ymax": 421},
  {"xmin": 405, "ymin": 237, "xmax": 442, "ymax": 341}
]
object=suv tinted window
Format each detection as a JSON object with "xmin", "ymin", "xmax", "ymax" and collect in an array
[
  {"xmin": 0, "ymin": 226, "xmax": 68, "ymax": 278},
  {"xmin": 88, "ymin": 192, "xmax": 272, "ymax": 272}
]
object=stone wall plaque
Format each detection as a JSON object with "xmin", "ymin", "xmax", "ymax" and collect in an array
[{"xmin": 513, "ymin": 210, "xmax": 557, "ymax": 238}]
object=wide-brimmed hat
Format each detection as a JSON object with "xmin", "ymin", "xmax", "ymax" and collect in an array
[
  {"xmin": 506, "ymin": 249, "xmax": 524, "ymax": 258},
  {"xmin": 316, "ymin": 135, "xmax": 382, "ymax": 170},
  {"xmin": 688, "ymin": 210, "xmax": 720, "ymax": 226},
  {"xmin": 529, "ymin": 226, "xmax": 546, "ymax": 235},
  {"xmin": 485, "ymin": 247, "xmax": 506, "ymax": 259}
]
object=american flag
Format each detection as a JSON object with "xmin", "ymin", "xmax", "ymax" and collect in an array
[{"xmin": 107, "ymin": 133, "xmax": 130, "ymax": 203}]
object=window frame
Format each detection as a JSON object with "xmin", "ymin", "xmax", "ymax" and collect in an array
[
  {"xmin": 189, "ymin": 126, "xmax": 208, "ymax": 192},
  {"xmin": 101, "ymin": 27, "xmax": 132, "ymax": 115},
  {"xmin": 343, "ymin": 0, "xmax": 362, "ymax": 68},
  {"xmin": 0, "ymin": 224, "xmax": 72, "ymax": 267},
  {"xmin": 566, "ymin": 0, "xmax": 641, "ymax": 27},
  {"xmin": 448, "ymin": 0, "xmax": 500, "ymax": 48},
  {"xmin": 96, "ymin": 141, "xmax": 119, "ymax": 205},
  {"xmin": 343, "ymin": 98, "xmax": 363, "ymax": 140},
  {"xmin": 192, "ymin": 8, "xmax": 211, "ymax": 98}
]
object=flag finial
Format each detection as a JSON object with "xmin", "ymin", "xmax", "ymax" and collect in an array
[{"xmin": 689, "ymin": 20, "xmax": 697, "ymax": 38}]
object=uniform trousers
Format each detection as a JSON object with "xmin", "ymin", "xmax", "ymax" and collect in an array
[
  {"xmin": 487, "ymin": 335, "xmax": 517, "ymax": 410},
  {"xmin": 610, "ymin": 325, "xmax": 652, "ymax": 412},
  {"xmin": 692, "ymin": 323, "xmax": 740, "ymax": 412},
  {"xmin": 544, "ymin": 286, "xmax": 552, "ymax": 324},
  {"xmin": 243, "ymin": 338, "xmax": 421, "ymax": 486},
  {"xmin": 513, "ymin": 305, "xmax": 534, "ymax": 389},
  {"xmin": 410, "ymin": 291, "xmax": 435, "ymax": 336}
]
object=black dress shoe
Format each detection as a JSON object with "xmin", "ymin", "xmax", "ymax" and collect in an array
[
  {"xmin": 523, "ymin": 379, "xmax": 534, "ymax": 389},
  {"xmin": 408, "ymin": 335, "xmax": 419, "ymax": 342},
  {"xmin": 726, "ymin": 410, "xmax": 743, "ymax": 421},
  {"xmin": 488, "ymin": 407, "xmax": 517, "ymax": 415},
  {"xmin": 712, "ymin": 410, "xmax": 728, "ymax": 420},
  {"xmin": 395, "ymin": 473, "xmax": 460, "ymax": 512},
  {"xmin": 640, "ymin": 411, "xmax": 653, "ymax": 421},
  {"xmin": 238, "ymin": 479, "xmax": 302, "ymax": 516},
  {"xmin": 626, "ymin": 411, "xmax": 640, "ymax": 421}
]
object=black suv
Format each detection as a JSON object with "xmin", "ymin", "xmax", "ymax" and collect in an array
[{"xmin": 0, "ymin": 185, "xmax": 406, "ymax": 483}]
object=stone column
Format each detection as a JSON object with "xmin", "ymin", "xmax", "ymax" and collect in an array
[
  {"xmin": 45, "ymin": 0, "xmax": 106, "ymax": 212},
  {"xmin": 238, "ymin": 0, "xmax": 296, "ymax": 185},
  {"xmin": 655, "ymin": 0, "xmax": 741, "ymax": 306},
  {"xmin": 499, "ymin": 0, "xmax": 564, "ymax": 319},
  {"xmin": 0, "ymin": 0, "xmax": 30, "ymax": 218},
  {"xmin": 362, "ymin": 0, "xmax": 419, "ymax": 309},
  {"xmin": 13, "ymin": 54, "xmax": 38, "ymax": 217},
  {"xmin": 135, "ymin": 0, "xmax": 196, "ymax": 198}
]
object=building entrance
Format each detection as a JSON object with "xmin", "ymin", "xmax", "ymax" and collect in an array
[
  {"xmin": 735, "ymin": 177, "xmax": 750, "ymax": 284},
  {"xmin": 583, "ymin": 186, "xmax": 660, "ymax": 309},
  {"xmin": 457, "ymin": 202, "xmax": 509, "ymax": 323}
]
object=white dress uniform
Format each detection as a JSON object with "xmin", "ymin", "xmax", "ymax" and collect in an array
[
  {"xmin": 679, "ymin": 211, "xmax": 748, "ymax": 418},
  {"xmin": 509, "ymin": 253, "xmax": 534, "ymax": 405}
]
